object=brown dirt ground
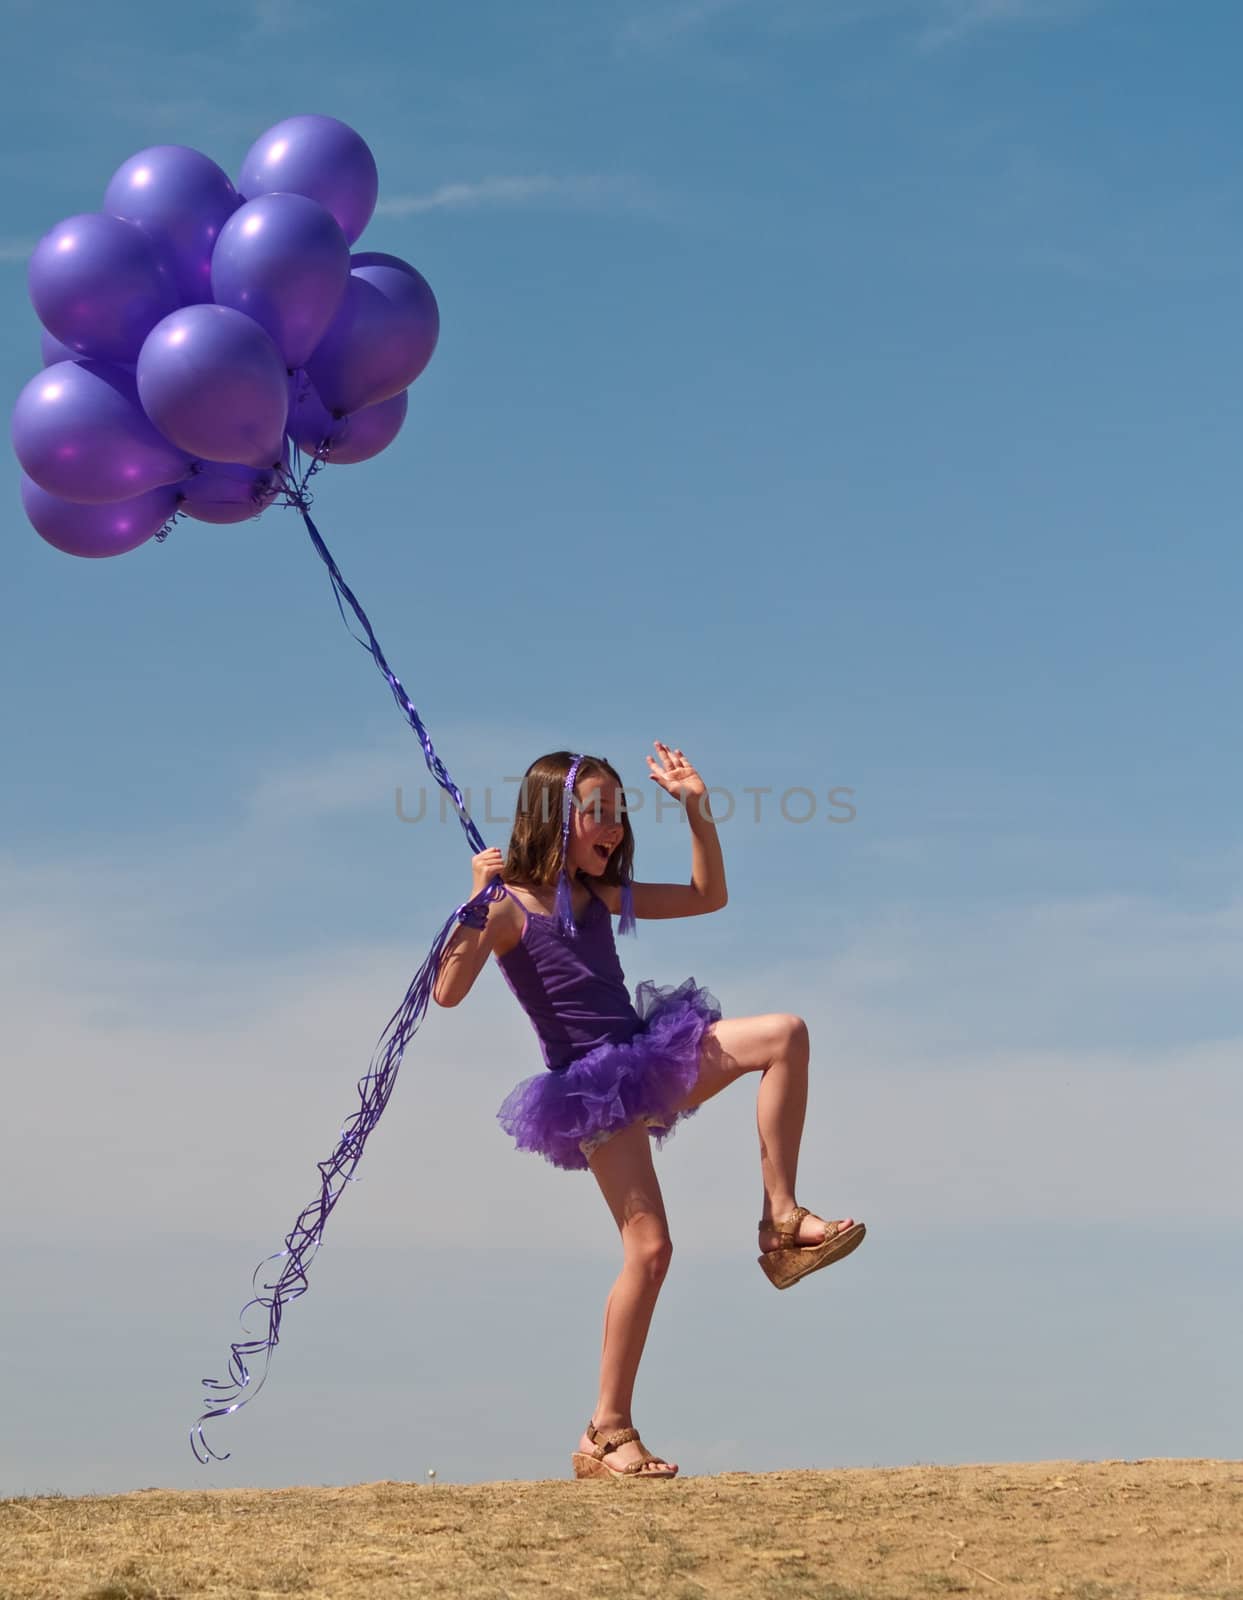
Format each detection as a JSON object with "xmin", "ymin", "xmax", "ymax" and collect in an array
[{"xmin": 1, "ymin": 1458, "xmax": 1240, "ymax": 1600}]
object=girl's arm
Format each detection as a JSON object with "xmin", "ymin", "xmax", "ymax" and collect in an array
[
  {"xmin": 433, "ymin": 849, "xmax": 520, "ymax": 1006},
  {"xmin": 601, "ymin": 743, "xmax": 728, "ymax": 920}
]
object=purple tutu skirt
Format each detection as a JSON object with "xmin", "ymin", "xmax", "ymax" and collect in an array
[{"xmin": 497, "ymin": 977, "xmax": 722, "ymax": 1172}]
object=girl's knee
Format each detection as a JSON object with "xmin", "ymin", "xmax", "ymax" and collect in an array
[
  {"xmin": 624, "ymin": 1221, "xmax": 673, "ymax": 1283},
  {"xmin": 778, "ymin": 1013, "xmax": 809, "ymax": 1054},
  {"xmin": 642, "ymin": 1237, "xmax": 674, "ymax": 1286}
]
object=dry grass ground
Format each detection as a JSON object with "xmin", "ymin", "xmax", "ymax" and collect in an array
[{"xmin": 2, "ymin": 1458, "xmax": 1240, "ymax": 1599}]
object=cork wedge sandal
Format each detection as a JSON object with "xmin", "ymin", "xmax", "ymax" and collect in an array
[
  {"xmin": 571, "ymin": 1421, "xmax": 678, "ymax": 1480},
  {"xmin": 758, "ymin": 1205, "xmax": 867, "ymax": 1290}
]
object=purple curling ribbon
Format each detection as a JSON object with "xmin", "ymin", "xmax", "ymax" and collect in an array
[
  {"xmin": 191, "ymin": 452, "xmax": 495, "ymax": 1463},
  {"xmin": 554, "ymin": 754, "xmax": 585, "ymax": 938},
  {"xmin": 192, "ymin": 874, "xmax": 508, "ymax": 1464},
  {"xmin": 190, "ymin": 454, "xmax": 632, "ymax": 1463}
]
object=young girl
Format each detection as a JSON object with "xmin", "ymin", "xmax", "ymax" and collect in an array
[{"xmin": 433, "ymin": 743, "xmax": 865, "ymax": 1480}]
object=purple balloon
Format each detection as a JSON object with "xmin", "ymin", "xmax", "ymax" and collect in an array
[
  {"xmin": 238, "ymin": 114, "xmax": 379, "ymax": 246},
  {"xmin": 137, "ymin": 305, "xmax": 289, "ymax": 468},
  {"xmin": 288, "ymin": 376, "xmax": 408, "ymax": 464},
  {"xmin": 211, "ymin": 193, "xmax": 350, "ymax": 368},
  {"xmin": 12, "ymin": 360, "xmax": 192, "ymax": 503},
  {"xmin": 305, "ymin": 253, "xmax": 439, "ymax": 417},
  {"xmin": 28, "ymin": 213, "xmax": 179, "ymax": 364},
  {"xmin": 20, "ymin": 472, "xmax": 179, "ymax": 558},
  {"xmin": 104, "ymin": 144, "xmax": 241, "ymax": 305},
  {"xmin": 179, "ymin": 460, "xmax": 282, "ymax": 524}
]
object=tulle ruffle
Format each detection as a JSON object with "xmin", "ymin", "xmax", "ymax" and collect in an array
[{"xmin": 496, "ymin": 977, "xmax": 721, "ymax": 1171}]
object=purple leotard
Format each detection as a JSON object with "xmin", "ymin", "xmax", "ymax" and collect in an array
[
  {"xmin": 491, "ymin": 880, "xmax": 722, "ymax": 1171},
  {"xmin": 494, "ymin": 883, "xmax": 642, "ymax": 1069}
]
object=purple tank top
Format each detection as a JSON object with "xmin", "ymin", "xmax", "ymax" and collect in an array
[{"xmin": 494, "ymin": 883, "xmax": 642, "ymax": 1070}]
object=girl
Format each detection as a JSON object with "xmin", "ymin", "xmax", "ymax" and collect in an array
[{"xmin": 432, "ymin": 743, "xmax": 865, "ymax": 1480}]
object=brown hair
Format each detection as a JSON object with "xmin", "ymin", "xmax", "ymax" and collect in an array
[{"xmin": 503, "ymin": 751, "xmax": 635, "ymax": 890}]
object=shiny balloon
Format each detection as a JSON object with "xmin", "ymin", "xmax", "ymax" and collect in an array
[
  {"xmin": 104, "ymin": 144, "xmax": 241, "ymax": 305},
  {"xmin": 20, "ymin": 472, "xmax": 180, "ymax": 558},
  {"xmin": 12, "ymin": 360, "xmax": 192, "ymax": 503},
  {"xmin": 137, "ymin": 305, "xmax": 289, "ymax": 468},
  {"xmin": 238, "ymin": 114, "xmax": 379, "ymax": 245},
  {"xmin": 211, "ymin": 193, "xmax": 350, "ymax": 368},
  {"xmin": 305, "ymin": 253, "xmax": 439, "ymax": 417},
  {"xmin": 288, "ymin": 376, "xmax": 408, "ymax": 465},
  {"xmin": 179, "ymin": 459, "xmax": 282, "ymax": 524},
  {"xmin": 28, "ymin": 213, "xmax": 179, "ymax": 364}
]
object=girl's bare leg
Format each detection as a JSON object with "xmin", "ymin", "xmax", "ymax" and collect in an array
[
  {"xmin": 670, "ymin": 1013, "xmax": 853, "ymax": 1250},
  {"xmin": 578, "ymin": 1121, "xmax": 679, "ymax": 1476}
]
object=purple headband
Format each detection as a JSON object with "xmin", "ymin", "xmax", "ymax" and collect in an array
[{"xmin": 554, "ymin": 753, "xmax": 635, "ymax": 939}]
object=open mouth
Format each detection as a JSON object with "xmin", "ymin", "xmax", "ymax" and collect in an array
[{"xmin": 593, "ymin": 843, "xmax": 612, "ymax": 861}]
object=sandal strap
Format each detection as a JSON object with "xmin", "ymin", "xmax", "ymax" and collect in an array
[
  {"xmin": 587, "ymin": 1422, "xmax": 640, "ymax": 1459},
  {"xmin": 758, "ymin": 1205, "xmax": 808, "ymax": 1247},
  {"xmin": 585, "ymin": 1421, "xmax": 672, "ymax": 1473}
]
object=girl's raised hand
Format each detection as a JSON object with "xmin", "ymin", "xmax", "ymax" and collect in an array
[
  {"xmin": 646, "ymin": 741, "xmax": 706, "ymax": 801},
  {"xmin": 471, "ymin": 846, "xmax": 505, "ymax": 897}
]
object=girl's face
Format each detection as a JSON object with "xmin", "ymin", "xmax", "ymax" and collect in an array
[{"xmin": 566, "ymin": 773, "xmax": 626, "ymax": 877}]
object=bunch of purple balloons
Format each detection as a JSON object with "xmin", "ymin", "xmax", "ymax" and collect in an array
[{"xmin": 12, "ymin": 114, "xmax": 438, "ymax": 559}]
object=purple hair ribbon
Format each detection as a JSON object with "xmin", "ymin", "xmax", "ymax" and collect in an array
[
  {"xmin": 554, "ymin": 754, "xmax": 585, "ymax": 938},
  {"xmin": 555, "ymin": 751, "xmax": 636, "ymax": 940},
  {"xmin": 619, "ymin": 877, "xmax": 636, "ymax": 936}
]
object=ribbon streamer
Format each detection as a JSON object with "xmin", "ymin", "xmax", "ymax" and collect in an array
[
  {"xmin": 190, "ymin": 453, "xmax": 635, "ymax": 1462},
  {"xmin": 191, "ymin": 876, "xmax": 507, "ymax": 1463},
  {"xmin": 191, "ymin": 455, "xmax": 495, "ymax": 1462}
]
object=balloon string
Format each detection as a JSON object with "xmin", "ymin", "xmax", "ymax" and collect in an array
[
  {"xmin": 280, "ymin": 467, "xmax": 484, "ymax": 855},
  {"xmin": 190, "ymin": 468, "xmax": 499, "ymax": 1463}
]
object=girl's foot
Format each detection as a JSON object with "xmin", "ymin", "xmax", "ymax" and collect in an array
[
  {"xmin": 758, "ymin": 1209, "xmax": 854, "ymax": 1254},
  {"xmin": 577, "ymin": 1419, "xmax": 678, "ymax": 1477}
]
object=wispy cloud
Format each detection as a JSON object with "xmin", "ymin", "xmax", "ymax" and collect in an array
[
  {"xmin": 246, "ymin": 747, "xmax": 407, "ymax": 826},
  {"xmin": 3, "ymin": 833, "xmax": 1240, "ymax": 1496},
  {"xmin": 4, "ymin": 824, "xmax": 1242, "ymax": 1249},
  {"xmin": 619, "ymin": 0, "xmax": 753, "ymax": 48},
  {"xmin": 977, "ymin": 149, "xmax": 1243, "ymax": 286},
  {"xmin": 617, "ymin": 0, "xmax": 1088, "ymax": 52},
  {"xmin": 915, "ymin": 0, "xmax": 1084, "ymax": 49},
  {"xmin": 247, "ymin": 0, "xmax": 305, "ymax": 35},
  {"xmin": 375, "ymin": 174, "xmax": 659, "ymax": 219}
]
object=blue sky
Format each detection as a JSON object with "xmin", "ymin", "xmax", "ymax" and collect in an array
[{"xmin": 2, "ymin": 0, "xmax": 1241, "ymax": 1494}]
